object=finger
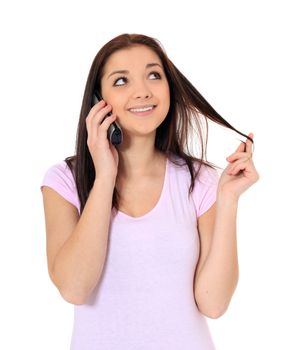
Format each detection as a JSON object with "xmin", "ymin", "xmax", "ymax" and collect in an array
[
  {"xmin": 227, "ymin": 133, "xmax": 254, "ymax": 161},
  {"xmin": 227, "ymin": 156, "xmax": 250, "ymax": 172},
  {"xmin": 88, "ymin": 104, "xmax": 113, "ymax": 140},
  {"xmin": 228, "ymin": 157, "xmax": 252, "ymax": 175},
  {"xmin": 99, "ymin": 113, "xmax": 117, "ymax": 128},
  {"xmin": 90, "ymin": 99, "xmax": 106, "ymax": 115},
  {"xmin": 86, "ymin": 100, "xmax": 107, "ymax": 138},
  {"xmin": 228, "ymin": 163, "xmax": 247, "ymax": 176},
  {"xmin": 93, "ymin": 105, "xmax": 113, "ymax": 125},
  {"xmin": 245, "ymin": 133, "xmax": 254, "ymax": 154},
  {"xmin": 234, "ymin": 141, "xmax": 246, "ymax": 153},
  {"xmin": 226, "ymin": 151, "xmax": 251, "ymax": 162},
  {"xmin": 226, "ymin": 141, "xmax": 246, "ymax": 162},
  {"xmin": 86, "ymin": 100, "xmax": 108, "ymax": 127},
  {"xmin": 97, "ymin": 114, "xmax": 117, "ymax": 140}
]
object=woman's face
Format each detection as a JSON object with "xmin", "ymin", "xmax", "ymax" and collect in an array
[{"xmin": 100, "ymin": 45, "xmax": 170, "ymax": 138}]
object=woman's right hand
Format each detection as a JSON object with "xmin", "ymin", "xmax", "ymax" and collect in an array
[{"xmin": 86, "ymin": 100, "xmax": 119, "ymax": 180}]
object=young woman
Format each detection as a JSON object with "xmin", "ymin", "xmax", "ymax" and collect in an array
[{"xmin": 41, "ymin": 33, "xmax": 259, "ymax": 350}]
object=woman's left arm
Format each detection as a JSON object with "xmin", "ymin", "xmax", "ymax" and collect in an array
[{"xmin": 195, "ymin": 133, "xmax": 259, "ymax": 318}]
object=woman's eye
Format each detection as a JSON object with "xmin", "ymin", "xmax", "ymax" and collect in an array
[
  {"xmin": 113, "ymin": 76, "xmax": 127, "ymax": 86},
  {"xmin": 149, "ymin": 71, "xmax": 161, "ymax": 79},
  {"xmin": 113, "ymin": 71, "xmax": 161, "ymax": 86}
]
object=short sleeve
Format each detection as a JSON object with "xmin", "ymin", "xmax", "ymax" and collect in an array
[
  {"xmin": 40, "ymin": 161, "xmax": 80, "ymax": 212},
  {"xmin": 191, "ymin": 164, "xmax": 219, "ymax": 218}
]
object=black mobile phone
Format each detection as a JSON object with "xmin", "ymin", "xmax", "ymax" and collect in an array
[{"xmin": 92, "ymin": 91, "xmax": 123, "ymax": 145}]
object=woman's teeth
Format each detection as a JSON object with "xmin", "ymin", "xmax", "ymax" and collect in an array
[{"xmin": 129, "ymin": 106, "xmax": 154, "ymax": 112}]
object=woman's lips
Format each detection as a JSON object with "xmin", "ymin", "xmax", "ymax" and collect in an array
[{"xmin": 128, "ymin": 105, "xmax": 157, "ymax": 117}]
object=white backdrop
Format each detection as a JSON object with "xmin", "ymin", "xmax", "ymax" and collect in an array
[{"xmin": 1, "ymin": 0, "xmax": 304, "ymax": 349}]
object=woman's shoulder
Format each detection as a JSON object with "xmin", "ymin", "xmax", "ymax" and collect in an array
[
  {"xmin": 40, "ymin": 158, "xmax": 79, "ymax": 212},
  {"xmin": 41, "ymin": 158, "xmax": 76, "ymax": 190}
]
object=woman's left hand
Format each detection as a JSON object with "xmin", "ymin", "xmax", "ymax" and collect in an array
[{"xmin": 217, "ymin": 133, "xmax": 260, "ymax": 201}]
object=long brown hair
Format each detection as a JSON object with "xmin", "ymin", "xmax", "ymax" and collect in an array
[{"xmin": 64, "ymin": 33, "xmax": 253, "ymax": 215}]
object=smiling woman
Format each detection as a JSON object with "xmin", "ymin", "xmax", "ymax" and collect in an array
[
  {"xmin": 100, "ymin": 44, "xmax": 171, "ymax": 154},
  {"xmin": 40, "ymin": 33, "xmax": 259, "ymax": 350}
]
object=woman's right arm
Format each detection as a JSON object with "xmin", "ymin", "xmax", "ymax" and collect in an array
[
  {"xmin": 42, "ymin": 176, "xmax": 115, "ymax": 305},
  {"xmin": 42, "ymin": 98, "xmax": 119, "ymax": 305}
]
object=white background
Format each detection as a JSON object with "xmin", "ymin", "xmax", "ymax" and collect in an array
[{"xmin": 1, "ymin": 0, "xmax": 304, "ymax": 349}]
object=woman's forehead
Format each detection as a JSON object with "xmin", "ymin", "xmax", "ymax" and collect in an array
[{"xmin": 104, "ymin": 46, "xmax": 162, "ymax": 71}]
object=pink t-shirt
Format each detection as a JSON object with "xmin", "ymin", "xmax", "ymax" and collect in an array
[{"xmin": 40, "ymin": 155, "xmax": 219, "ymax": 350}]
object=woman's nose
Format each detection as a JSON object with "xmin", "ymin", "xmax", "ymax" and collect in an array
[{"xmin": 132, "ymin": 81, "xmax": 152, "ymax": 99}]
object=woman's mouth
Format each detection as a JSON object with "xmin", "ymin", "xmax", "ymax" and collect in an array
[{"xmin": 128, "ymin": 105, "xmax": 157, "ymax": 117}]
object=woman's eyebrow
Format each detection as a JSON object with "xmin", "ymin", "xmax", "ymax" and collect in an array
[{"xmin": 107, "ymin": 63, "xmax": 163, "ymax": 79}]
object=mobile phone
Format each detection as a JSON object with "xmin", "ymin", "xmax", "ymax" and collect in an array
[{"xmin": 92, "ymin": 91, "xmax": 123, "ymax": 145}]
